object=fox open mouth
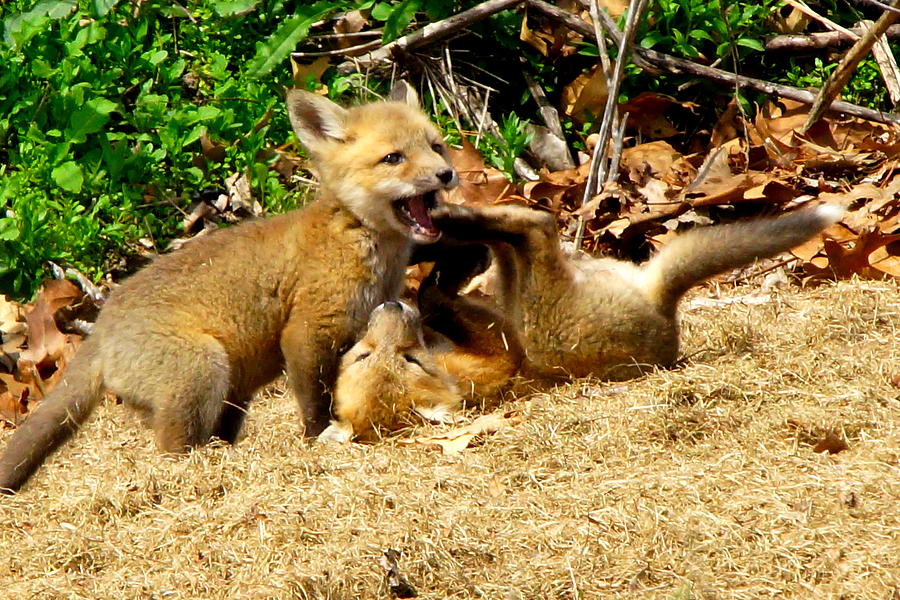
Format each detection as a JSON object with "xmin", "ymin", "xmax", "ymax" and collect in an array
[{"xmin": 394, "ymin": 191, "xmax": 440, "ymax": 240}]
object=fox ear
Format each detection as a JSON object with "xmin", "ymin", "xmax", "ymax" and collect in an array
[
  {"xmin": 285, "ymin": 89, "xmax": 349, "ymax": 152},
  {"xmin": 388, "ymin": 80, "xmax": 419, "ymax": 107}
]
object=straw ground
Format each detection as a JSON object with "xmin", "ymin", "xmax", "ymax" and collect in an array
[{"xmin": 1, "ymin": 278, "xmax": 898, "ymax": 599}]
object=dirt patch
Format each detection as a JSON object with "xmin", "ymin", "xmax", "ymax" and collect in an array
[{"xmin": 1, "ymin": 279, "xmax": 898, "ymax": 599}]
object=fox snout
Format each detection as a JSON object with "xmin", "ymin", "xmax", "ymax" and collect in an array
[{"xmin": 437, "ymin": 168, "xmax": 458, "ymax": 187}]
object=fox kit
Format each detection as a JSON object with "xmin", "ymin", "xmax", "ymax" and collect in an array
[
  {"xmin": 433, "ymin": 202, "xmax": 842, "ymax": 380},
  {"xmin": 0, "ymin": 83, "xmax": 457, "ymax": 492},
  {"xmin": 416, "ymin": 243, "xmax": 523, "ymax": 400},
  {"xmin": 320, "ymin": 249, "xmax": 524, "ymax": 442},
  {"xmin": 320, "ymin": 301, "xmax": 462, "ymax": 443}
]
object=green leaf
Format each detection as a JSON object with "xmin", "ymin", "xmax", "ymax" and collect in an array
[
  {"xmin": 244, "ymin": 3, "xmax": 334, "ymax": 79},
  {"xmin": 689, "ymin": 29, "xmax": 714, "ymax": 43},
  {"xmin": 47, "ymin": 1, "xmax": 76, "ymax": 19},
  {"xmin": 145, "ymin": 49, "xmax": 168, "ymax": 66},
  {"xmin": 52, "ymin": 161, "xmax": 84, "ymax": 193},
  {"xmin": 0, "ymin": 219, "xmax": 19, "ymax": 242},
  {"xmin": 66, "ymin": 97, "xmax": 117, "ymax": 143},
  {"xmin": 371, "ymin": 2, "xmax": 393, "ymax": 20},
  {"xmin": 735, "ymin": 37, "xmax": 764, "ymax": 52},
  {"xmin": 91, "ymin": 0, "xmax": 120, "ymax": 18},
  {"xmin": 383, "ymin": 0, "xmax": 421, "ymax": 43},
  {"xmin": 196, "ymin": 105, "xmax": 222, "ymax": 121},
  {"xmin": 214, "ymin": 0, "xmax": 260, "ymax": 17}
]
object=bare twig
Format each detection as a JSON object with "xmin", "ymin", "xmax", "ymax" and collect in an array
[
  {"xmin": 335, "ymin": 0, "xmax": 523, "ymax": 74},
  {"xmin": 802, "ymin": 1, "xmax": 900, "ymax": 132},
  {"xmin": 781, "ymin": 0, "xmax": 857, "ymax": 37},
  {"xmin": 766, "ymin": 24, "xmax": 900, "ymax": 50},
  {"xmin": 867, "ymin": 19, "xmax": 900, "ymax": 106},
  {"xmin": 574, "ymin": 0, "xmax": 648, "ymax": 251},
  {"xmin": 855, "ymin": 0, "xmax": 900, "ymax": 14},
  {"xmin": 528, "ymin": 0, "xmax": 900, "ymax": 126},
  {"xmin": 291, "ymin": 39, "xmax": 381, "ymax": 58}
]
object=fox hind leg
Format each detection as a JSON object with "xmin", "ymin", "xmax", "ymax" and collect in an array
[
  {"xmin": 146, "ymin": 340, "xmax": 234, "ymax": 453},
  {"xmin": 211, "ymin": 394, "xmax": 251, "ymax": 444}
]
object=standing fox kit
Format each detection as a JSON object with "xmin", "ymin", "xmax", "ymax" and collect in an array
[
  {"xmin": 433, "ymin": 202, "xmax": 842, "ymax": 380},
  {"xmin": 0, "ymin": 84, "xmax": 457, "ymax": 492}
]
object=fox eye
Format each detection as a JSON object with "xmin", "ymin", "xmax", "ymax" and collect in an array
[
  {"xmin": 431, "ymin": 143, "xmax": 444, "ymax": 154},
  {"xmin": 354, "ymin": 352, "xmax": 371, "ymax": 363},
  {"xmin": 403, "ymin": 353, "xmax": 423, "ymax": 367},
  {"xmin": 381, "ymin": 152, "xmax": 404, "ymax": 165}
]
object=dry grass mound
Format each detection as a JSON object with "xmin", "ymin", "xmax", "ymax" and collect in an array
[{"xmin": 1, "ymin": 279, "xmax": 898, "ymax": 599}]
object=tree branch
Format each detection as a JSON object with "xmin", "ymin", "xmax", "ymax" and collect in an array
[
  {"xmin": 335, "ymin": 0, "xmax": 523, "ymax": 75},
  {"xmin": 528, "ymin": 0, "xmax": 900, "ymax": 126},
  {"xmin": 802, "ymin": 2, "xmax": 900, "ymax": 131}
]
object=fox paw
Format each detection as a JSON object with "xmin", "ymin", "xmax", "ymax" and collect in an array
[{"xmin": 316, "ymin": 421, "xmax": 354, "ymax": 443}]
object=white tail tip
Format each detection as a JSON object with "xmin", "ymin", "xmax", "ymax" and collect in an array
[{"xmin": 814, "ymin": 203, "xmax": 845, "ymax": 224}]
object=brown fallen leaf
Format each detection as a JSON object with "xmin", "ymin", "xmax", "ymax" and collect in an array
[
  {"xmin": 813, "ymin": 430, "xmax": 850, "ymax": 454},
  {"xmin": 399, "ymin": 410, "xmax": 522, "ymax": 454},
  {"xmin": 560, "ymin": 64, "xmax": 608, "ymax": 122},
  {"xmin": 447, "ymin": 140, "xmax": 513, "ymax": 205},
  {"xmin": 18, "ymin": 280, "xmax": 82, "ymax": 368}
]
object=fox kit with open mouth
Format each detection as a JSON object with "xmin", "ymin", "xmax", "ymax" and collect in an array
[
  {"xmin": 433, "ymin": 202, "xmax": 842, "ymax": 380},
  {"xmin": 0, "ymin": 83, "xmax": 457, "ymax": 492}
]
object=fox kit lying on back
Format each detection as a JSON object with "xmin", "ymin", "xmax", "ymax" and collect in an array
[
  {"xmin": 321, "ymin": 248, "xmax": 524, "ymax": 442},
  {"xmin": 320, "ymin": 301, "xmax": 462, "ymax": 443},
  {"xmin": 0, "ymin": 84, "xmax": 457, "ymax": 493},
  {"xmin": 433, "ymin": 202, "xmax": 842, "ymax": 380}
]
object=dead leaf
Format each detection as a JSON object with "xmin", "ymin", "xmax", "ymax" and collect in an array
[
  {"xmin": 18, "ymin": 280, "xmax": 81, "ymax": 368},
  {"xmin": 225, "ymin": 172, "xmax": 263, "ymax": 217},
  {"xmin": 447, "ymin": 140, "xmax": 514, "ymax": 205},
  {"xmin": 291, "ymin": 56, "xmax": 331, "ymax": 87},
  {"xmin": 400, "ymin": 410, "xmax": 522, "ymax": 454},
  {"xmin": 813, "ymin": 430, "xmax": 849, "ymax": 454},
  {"xmin": 0, "ymin": 295, "xmax": 25, "ymax": 336},
  {"xmin": 621, "ymin": 92, "xmax": 685, "ymax": 139},
  {"xmin": 379, "ymin": 549, "xmax": 417, "ymax": 598},
  {"xmin": 561, "ymin": 65, "xmax": 608, "ymax": 122},
  {"xmin": 334, "ymin": 10, "xmax": 367, "ymax": 37},
  {"xmin": 200, "ymin": 131, "xmax": 226, "ymax": 163},
  {"xmin": 821, "ymin": 229, "xmax": 900, "ymax": 278}
]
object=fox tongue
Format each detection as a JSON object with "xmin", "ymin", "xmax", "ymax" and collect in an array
[{"xmin": 405, "ymin": 196, "xmax": 438, "ymax": 237}]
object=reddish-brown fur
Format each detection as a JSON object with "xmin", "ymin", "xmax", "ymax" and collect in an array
[
  {"xmin": 0, "ymin": 84, "xmax": 456, "ymax": 492},
  {"xmin": 432, "ymin": 202, "xmax": 843, "ymax": 380}
]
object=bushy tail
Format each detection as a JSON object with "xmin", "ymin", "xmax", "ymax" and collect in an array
[
  {"xmin": 0, "ymin": 339, "xmax": 104, "ymax": 493},
  {"xmin": 643, "ymin": 203, "xmax": 843, "ymax": 315}
]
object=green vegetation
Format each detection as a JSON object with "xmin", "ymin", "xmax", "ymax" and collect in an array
[{"xmin": 0, "ymin": 0, "xmax": 893, "ymax": 299}]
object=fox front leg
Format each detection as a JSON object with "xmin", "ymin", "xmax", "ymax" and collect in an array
[{"xmin": 280, "ymin": 318, "xmax": 341, "ymax": 437}]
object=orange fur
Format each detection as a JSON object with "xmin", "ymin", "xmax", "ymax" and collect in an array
[
  {"xmin": 0, "ymin": 84, "xmax": 457, "ymax": 492},
  {"xmin": 433, "ymin": 203, "xmax": 843, "ymax": 380},
  {"xmin": 323, "ymin": 302, "xmax": 461, "ymax": 442}
]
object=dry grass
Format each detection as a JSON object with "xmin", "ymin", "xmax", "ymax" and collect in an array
[{"xmin": 2, "ymin": 278, "xmax": 899, "ymax": 599}]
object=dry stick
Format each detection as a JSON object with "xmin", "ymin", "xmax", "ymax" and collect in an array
[
  {"xmin": 802, "ymin": 1, "xmax": 900, "ymax": 132},
  {"xmin": 766, "ymin": 26, "xmax": 900, "ymax": 51},
  {"xmin": 857, "ymin": 0, "xmax": 900, "ymax": 14},
  {"xmin": 334, "ymin": 0, "xmax": 523, "ymax": 75},
  {"xmin": 528, "ymin": 0, "xmax": 900, "ymax": 126},
  {"xmin": 867, "ymin": 19, "xmax": 900, "ymax": 105},
  {"xmin": 573, "ymin": 0, "xmax": 648, "ymax": 251},
  {"xmin": 781, "ymin": 0, "xmax": 856, "ymax": 37},
  {"xmin": 520, "ymin": 64, "xmax": 576, "ymax": 169},
  {"xmin": 292, "ymin": 39, "xmax": 382, "ymax": 58}
]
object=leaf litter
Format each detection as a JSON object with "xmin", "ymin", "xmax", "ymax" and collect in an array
[{"xmin": 3, "ymin": 25, "xmax": 900, "ymax": 594}]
